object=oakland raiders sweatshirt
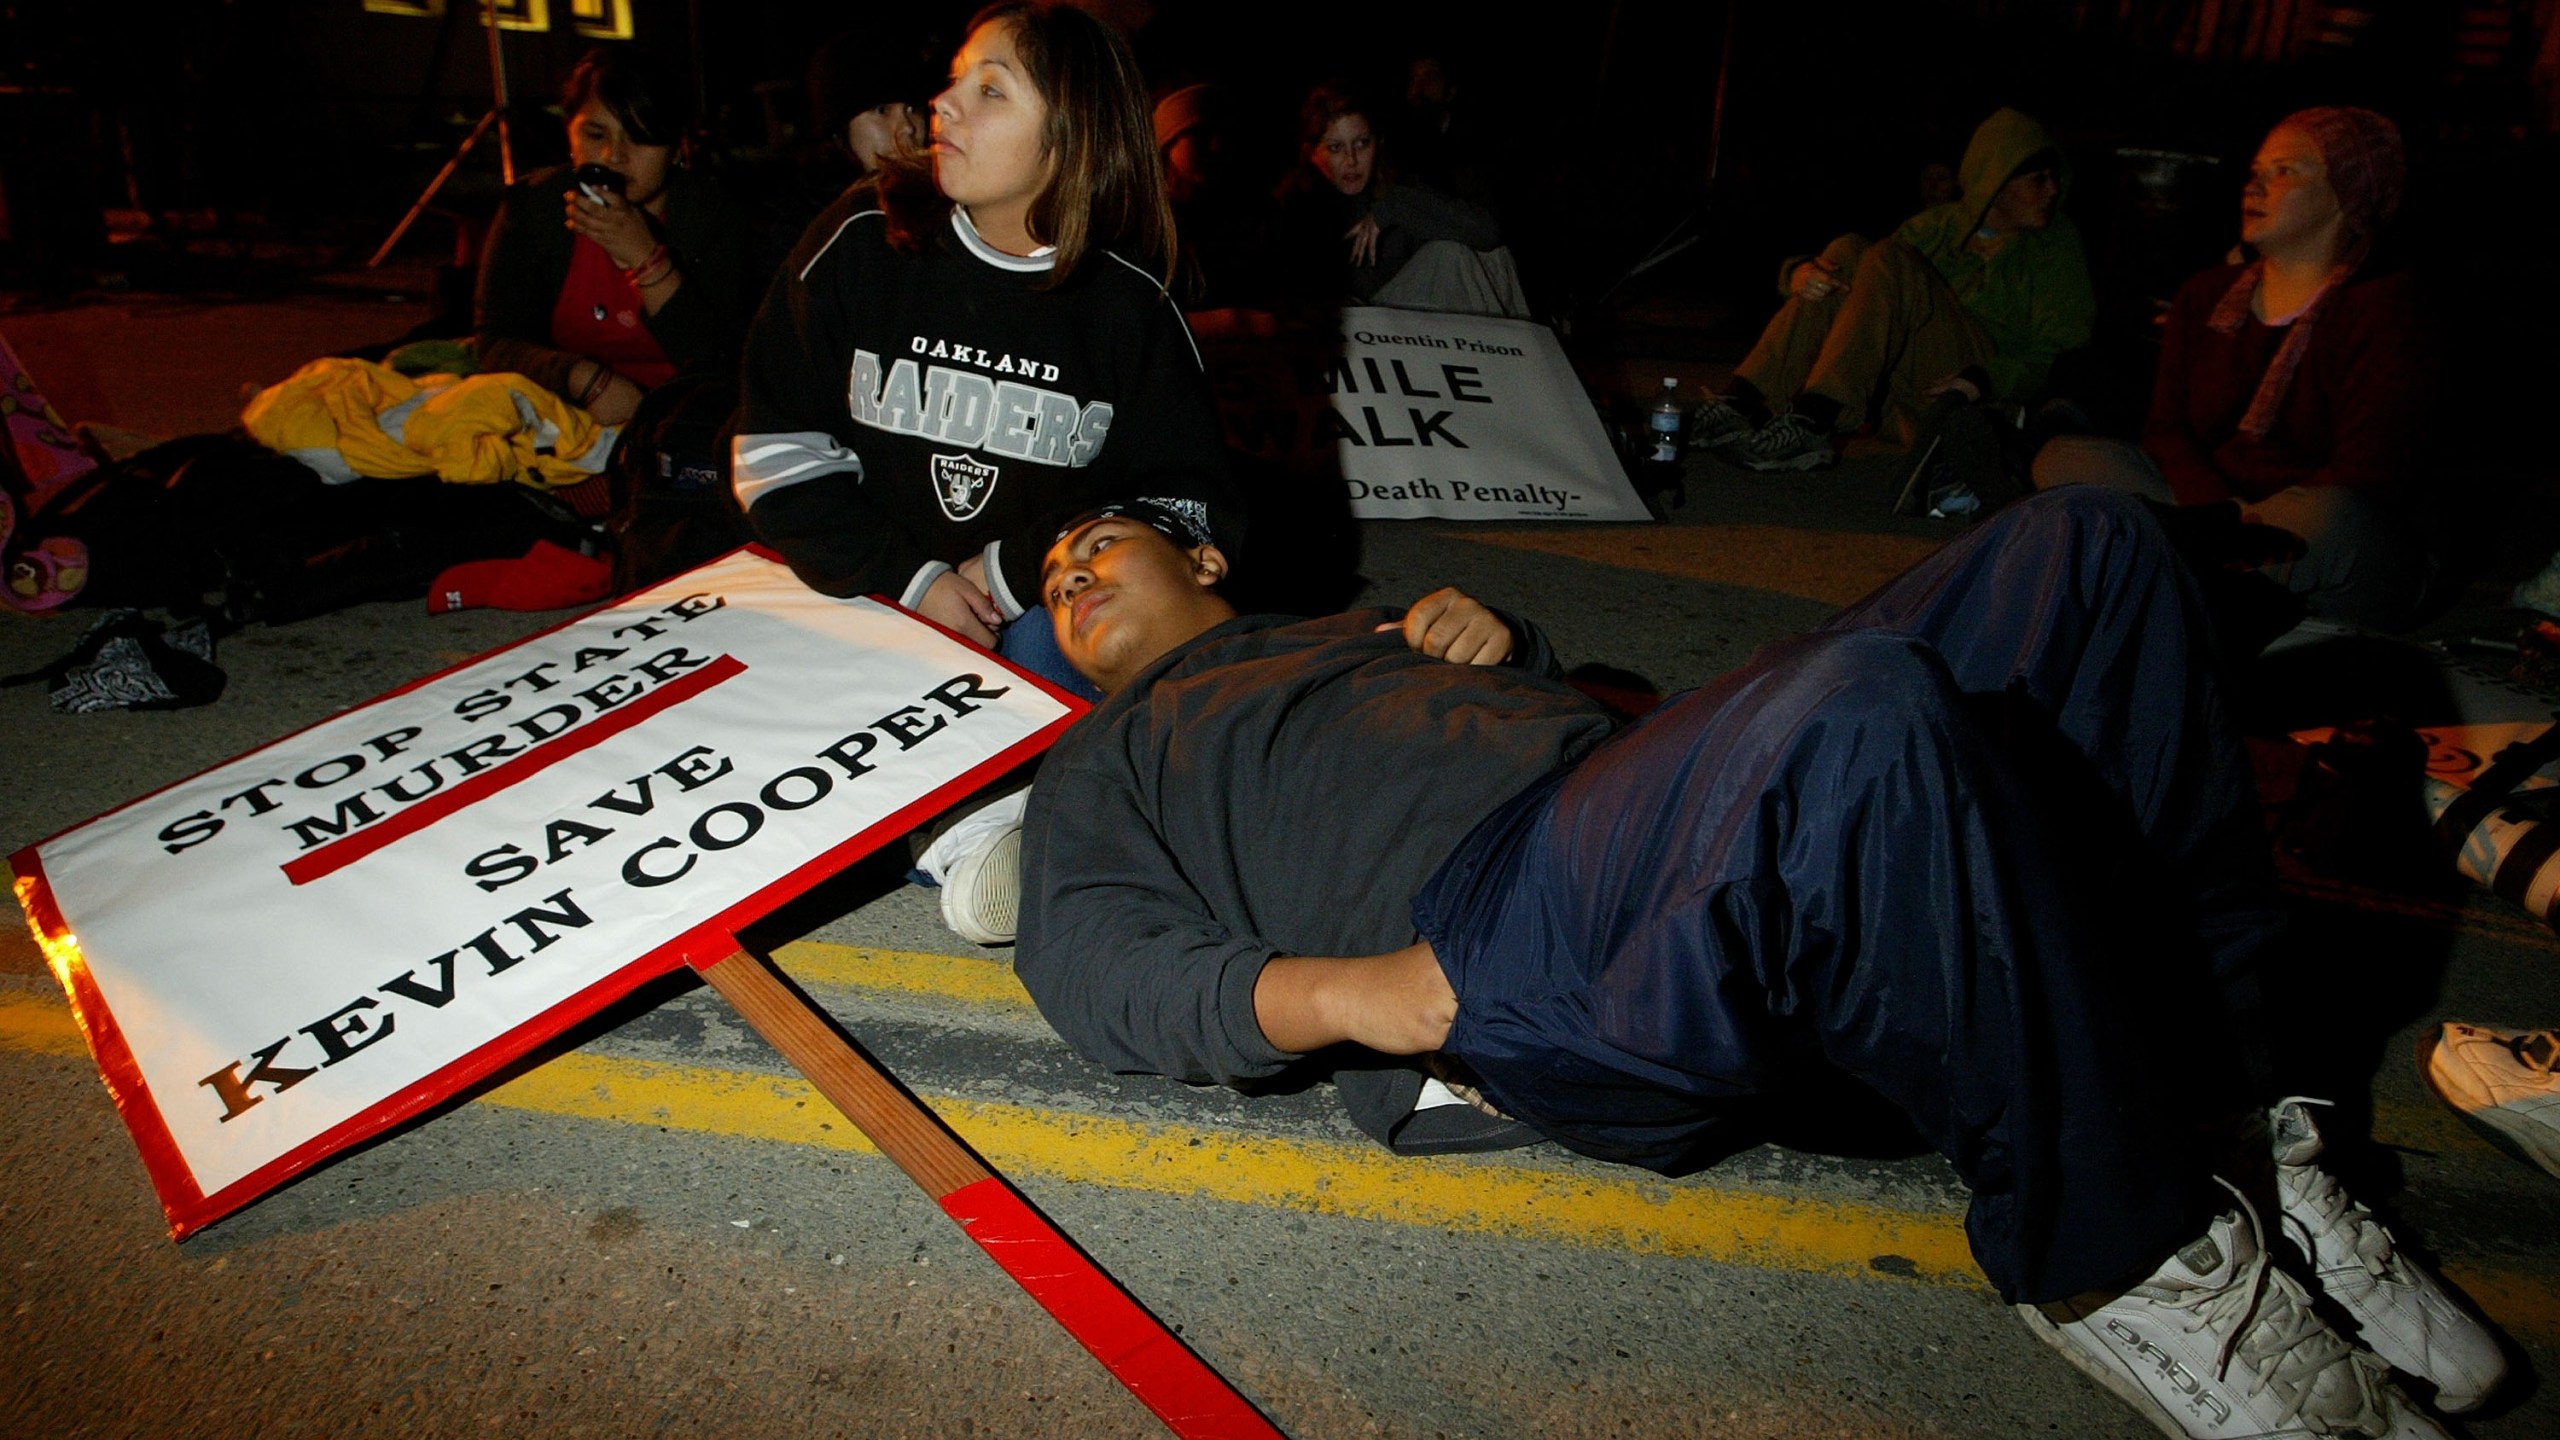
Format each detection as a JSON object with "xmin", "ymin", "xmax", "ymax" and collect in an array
[{"xmin": 732, "ymin": 196, "xmax": 1232, "ymax": 620}]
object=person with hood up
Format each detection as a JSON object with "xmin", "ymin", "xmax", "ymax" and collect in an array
[
  {"xmin": 2033, "ymin": 107, "xmax": 2431, "ymax": 630},
  {"xmin": 1694, "ymin": 107, "xmax": 2096, "ymax": 472}
]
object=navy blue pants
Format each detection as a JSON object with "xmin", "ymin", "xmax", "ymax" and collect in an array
[{"xmin": 1415, "ymin": 489, "xmax": 2274, "ymax": 1304}]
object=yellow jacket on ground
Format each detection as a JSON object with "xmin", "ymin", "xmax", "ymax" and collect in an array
[{"xmin": 242, "ymin": 357, "xmax": 616, "ymax": 489}]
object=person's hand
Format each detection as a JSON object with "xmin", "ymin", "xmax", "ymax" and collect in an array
[
  {"xmin": 1792, "ymin": 258, "xmax": 1847, "ymax": 301},
  {"xmin": 956, "ymin": 552, "xmax": 990, "ymax": 591},
  {"xmin": 1378, "ymin": 587, "xmax": 1513, "ymax": 665},
  {"xmin": 1339, "ymin": 942, "xmax": 1457, "ymax": 1055},
  {"xmin": 563, "ymin": 186, "xmax": 657, "ymax": 270},
  {"xmin": 1344, "ymin": 214, "xmax": 1383, "ymax": 269},
  {"xmin": 1253, "ymin": 941, "xmax": 1456, "ymax": 1056},
  {"xmin": 918, "ymin": 570, "xmax": 1002, "ymax": 648},
  {"xmin": 1922, "ymin": 371, "xmax": 1983, "ymax": 403}
]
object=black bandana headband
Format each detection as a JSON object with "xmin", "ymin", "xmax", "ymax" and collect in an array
[{"xmin": 1051, "ymin": 497, "xmax": 1218, "ymax": 552}]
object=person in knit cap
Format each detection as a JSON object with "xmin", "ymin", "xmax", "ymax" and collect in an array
[{"xmin": 2034, "ymin": 107, "xmax": 2433, "ymax": 629}]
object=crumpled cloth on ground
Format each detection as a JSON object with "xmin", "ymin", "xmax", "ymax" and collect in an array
[
  {"xmin": 241, "ymin": 356, "xmax": 618, "ymax": 490},
  {"xmin": 0, "ymin": 608, "xmax": 225, "ymax": 712}
]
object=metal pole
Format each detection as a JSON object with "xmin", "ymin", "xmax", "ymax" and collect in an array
[
  {"xmin": 485, "ymin": 0, "xmax": 515, "ymax": 186},
  {"xmin": 1705, "ymin": 0, "xmax": 1739, "ymax": 190},
  {"xmin": 363, "ymin": 1, "xmax": 516, "ymax": 268},
  {"xmin": 365, "ymin": 107, "xmax": 499, "ymax": 268}
]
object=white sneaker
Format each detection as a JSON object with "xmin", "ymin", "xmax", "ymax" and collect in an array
[
  {"xmin": 2270, "ymin": 1098, "xmax": 2507, "ymax": 1412},
  {"xmin": 916, "ymin": 790, "xmax": 1030, "ymax": 947},
  {"xmin": 938, "ymin": 822, "xmax": 1022, "ymax": 946},
  {"xmin": 2421, "ymin": 1022, "xmax": 2560, "ymax": 1181},
  {"xmin": 2020, "ymin": 1194, "xmax": 2447, "ymax": 1438}
]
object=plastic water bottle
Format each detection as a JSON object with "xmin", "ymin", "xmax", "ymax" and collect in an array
[{"xmin": 1646, "ymin": 377, "xmax": 1685, "ymax": 463}]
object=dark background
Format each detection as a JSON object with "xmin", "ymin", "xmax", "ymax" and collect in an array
[{"xmin": 2, "ymin": 1, "xmax": 2550, "ymax": 407}]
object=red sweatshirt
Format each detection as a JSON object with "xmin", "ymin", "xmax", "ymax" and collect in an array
[{"xmin": 2141, "ymin": 262, "xmax": 2429, "ymax": 506}]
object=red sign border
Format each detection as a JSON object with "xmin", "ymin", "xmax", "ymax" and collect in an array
[{"xmin": 9, "ymin": 549, "xmax": 1088, "ymax": 1239}]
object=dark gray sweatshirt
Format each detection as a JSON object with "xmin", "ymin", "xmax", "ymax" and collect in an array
[{"xmin": 1014, "ymin": 608, "xmax": 1613, "ymax": 1145}]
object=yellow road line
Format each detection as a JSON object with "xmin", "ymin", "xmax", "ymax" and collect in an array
[
  {"xmin": 772, "ymin": 940, "xmax": 1040, "ymax": 1014},
  {"xmin": 2374, "ymin": 1097, "xmax": 2499, "ymax": 1157},
  {"xmin": 0, "ymin": 989, "xmax": 1971, "ymax": 1283},
  {"xmin": 2442, "ymin": 1264, "xmax": 2560, "ymax": 1352},
  {"xmin": 0, "ymin": 989, "xmax": 88, "ymax": 1057},
  {"xmin": 7, "ymin": 987, "xmax": 2555, "ymax": 1346},
  {"xmin": 488, "ymin": 1050, "xmax": 1983, "ymax": 1285},
  {"xmin": 765, "ymin": 946, "xmax": 2497, "ymax": 1160}
]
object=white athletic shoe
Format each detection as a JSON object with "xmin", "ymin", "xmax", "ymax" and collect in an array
[
  {"xmin": 915, "ymin": 790, "xmax": 1030, "ymax": 947},
  {"xmin": 2020, "ymin": 1194, "xmax": 2448, "ymax": 1438},
  {"xmin": 938, "ymin": 821, "xmax": 1022, "ymax": 947},
  {"xmin": 2270, "ymin": 1098, "xmax": 2506, "ymax": 1412},
  {"xmin": 2422, "ymin": 1022, "xmax": 2560, "ymax": 1182}
]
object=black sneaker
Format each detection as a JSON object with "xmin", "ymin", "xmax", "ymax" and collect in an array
[
  {"xmin": 1687, "ymin": 398, "xmax": 1758, "ymax": 453},
  {"xmin": 1737, "ymin": 412, "xmax": 1834, "ymax": 472}
]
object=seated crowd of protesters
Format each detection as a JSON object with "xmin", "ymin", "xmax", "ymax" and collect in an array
[
  {"xmin": 11, "ymin": 12, "xmax": 2549, "ymax": 1433},
  {"xmin": 1692, "ymin": 101, "xmax": 2439, "ymax": 642}
]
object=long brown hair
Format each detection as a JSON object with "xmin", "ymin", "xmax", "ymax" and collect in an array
[{"xmin": 872, "ymin": 1, "xmax": 1175, "ymax": 287}]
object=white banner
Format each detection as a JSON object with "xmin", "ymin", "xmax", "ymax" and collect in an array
[
  {"xmin": 1201, "ymin": 306, "xmax": 1652, "ymax": 522},
  {"xmin": 13, "ymin": 551, "xmax": 1078, "ymax": 1235}
]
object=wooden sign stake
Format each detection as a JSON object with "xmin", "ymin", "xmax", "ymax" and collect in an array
[{"xmin": 695, "ymin": 945, "xmax": 1287, "ymax": 1440}]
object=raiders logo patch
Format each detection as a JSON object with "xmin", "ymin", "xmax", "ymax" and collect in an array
[{"xmin": 930, "ymin": 452, "xmax": 1000, "ymax": 521}]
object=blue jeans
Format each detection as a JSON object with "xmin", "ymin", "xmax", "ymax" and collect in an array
[{"xmin": 997, "ymin": 608, "xmax": 1103, "ymax": 704}]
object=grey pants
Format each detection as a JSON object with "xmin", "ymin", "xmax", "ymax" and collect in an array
[{"xmin": 2031, "ymin": 435, "xmax": 2430, "ymax": 630}]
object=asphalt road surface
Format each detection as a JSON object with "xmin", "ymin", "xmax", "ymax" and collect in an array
[{"xmin": 3, "ymin": 294, "xmax": 2555, "ymax": 1438}]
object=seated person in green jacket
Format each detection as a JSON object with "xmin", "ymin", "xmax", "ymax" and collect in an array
[
  {"xmin": 473, "ymin": 48, "xmax": 756, "ymax": 428},
  {"xmin": 1694, "ymin": 107, "xmax": 2096, "ymax": 473}
]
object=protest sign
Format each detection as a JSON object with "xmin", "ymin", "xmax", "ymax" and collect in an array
[
  {"xmin": 11, "ymin": 550, "xmax": 1081, "ymax": 1237},
  {"xmin": 1200, "ymin": 305, "xmax": 1652, "ymax": 523},
  {"xmin": 2291, "ymin": 720, "xmax": 2560, "ymax": 795}
]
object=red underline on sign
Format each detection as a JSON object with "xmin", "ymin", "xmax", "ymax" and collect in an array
[{"xmin": 281, "ymin": 654, "xmax": 749, "ymax": 887}]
